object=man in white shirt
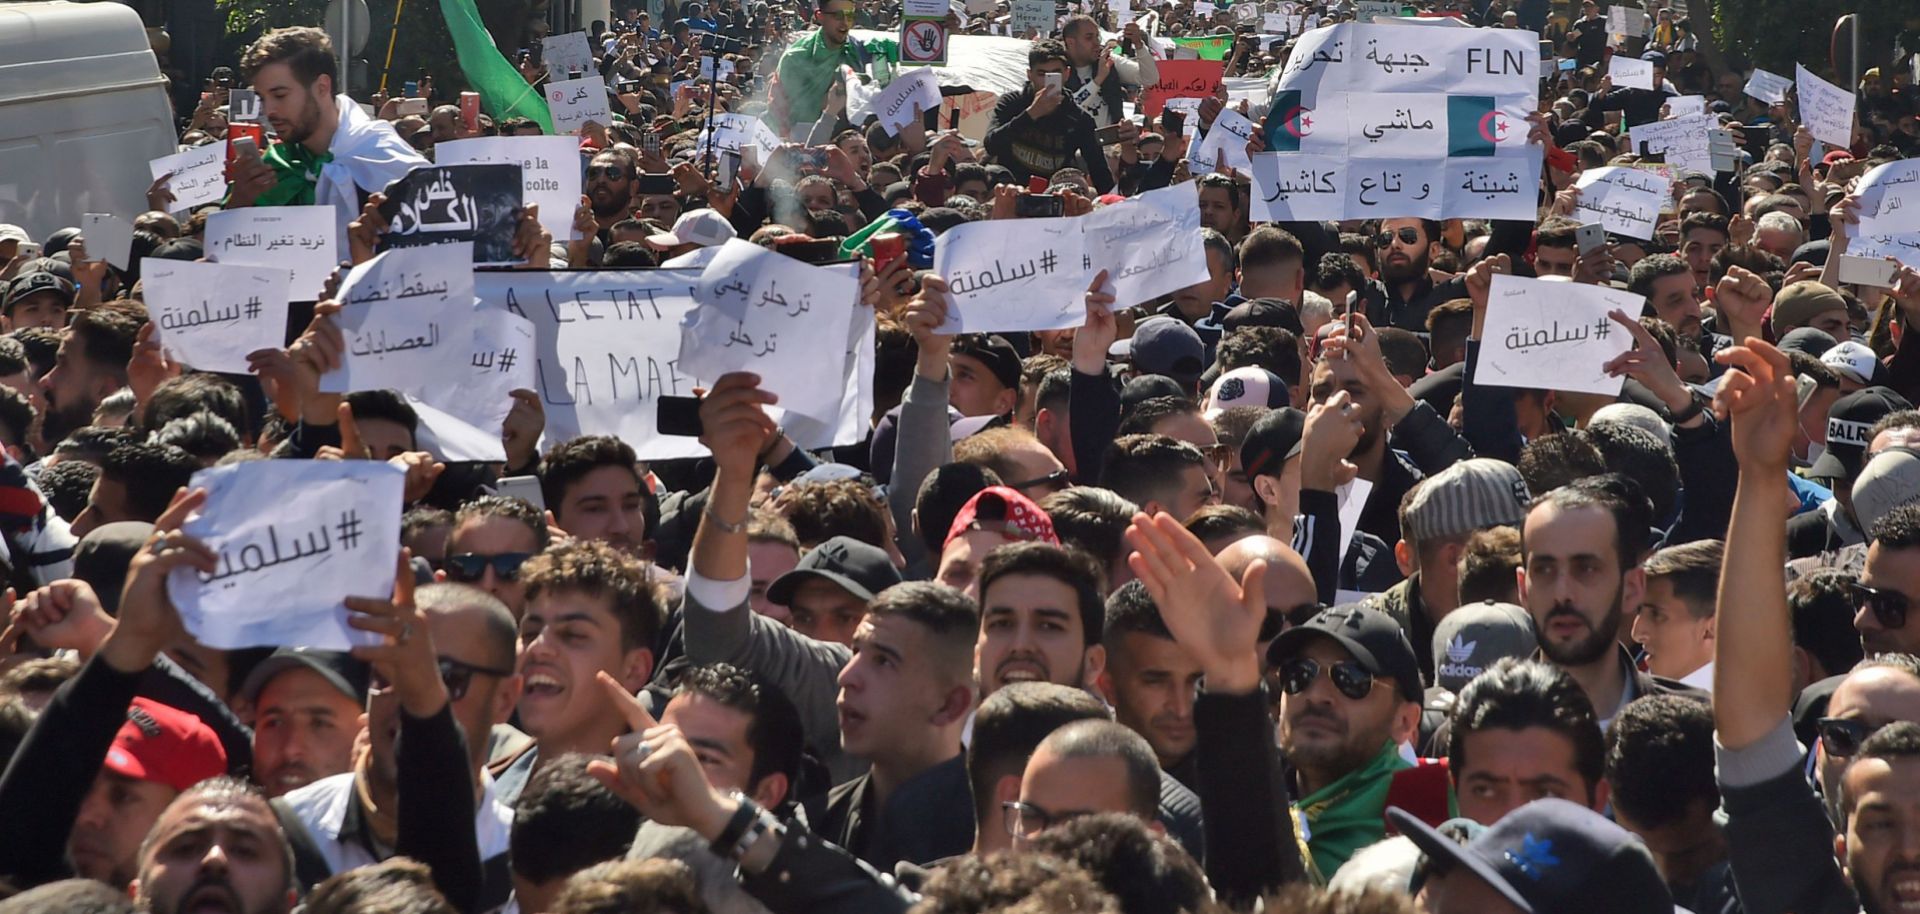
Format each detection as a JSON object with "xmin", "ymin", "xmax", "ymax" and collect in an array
[
  {"xmin": 1059, "ymin": 15, "xmax": 1158, "ymax": 129},
  {"xmin": 1633, "ymin": 539, "xmax": 1722, "ymax": 691}
]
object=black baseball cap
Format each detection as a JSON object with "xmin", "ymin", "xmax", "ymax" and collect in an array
[
  {"xmin": 1812, "ymin": 386, "xmax": 1912, "ymax": 482},
  {"xmin": 238, "ymin": 647, "xmax": 373, "ymax": 705},
  {"xmin": 1391, "ymin": 798, "xmax": 1674, "ymax": 914},
  {"xmin": 2, "ymin": 271, "xmax": 74, "ymax": 314},
  {"xmin": 1222, "ymin": 297, "xmax": 1303, "ymax": 335},
  {"xmin": 1775, "ymin": 326, "xmax": 1838, "ymax": 360},
  {"xmin": 951, "ymin": 333, "xmax": 1023, "ymax": 392},
  {"xmin": 767, "ymin": 535, "xmax": 903, "ymax": 606},
  {"xmin": 1238, "ymin": 407, "xmax": 1306, "ymax": 480},
  {"xmin": 1271, "ymin": 605, "xmax": 1422, "ymax": 702}
]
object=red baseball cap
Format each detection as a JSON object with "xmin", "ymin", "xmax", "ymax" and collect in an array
[
  {"xmin": 943, "ymin": 486, "xmax": 1059, "ymax": 551},
  {"xmin": 103, "ymin": 698, "xmax": 227, "ymax": 793}
]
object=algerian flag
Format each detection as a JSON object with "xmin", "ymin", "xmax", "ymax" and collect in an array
[
  {"xmin": 1263, "ymin": 90, "xmax": 1313, "ymax": 151},
  {"xmin": 438, "ymin": 0, "xmax": 555, "ymax": 134},
  {"xmin": 1171, "ymin": 34, "xmax": 1235, "ymax": 60},
  {"xmin": 1448, "ymin": 95, "xmax": 1511, "ymax": 157}
]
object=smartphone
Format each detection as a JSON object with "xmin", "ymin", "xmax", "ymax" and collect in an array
[
  {"xmin": 637, "ymin": 172, "xmax": 677, "ymax": 195},
  {"xmin": 1341, "ymin": 310, "xmax": 1356, "ymax": 360},
  {"xmin": 1045, "ymin": 72, "xmax": 1064, "ymax": 91},
  {"xmin": 397, "ymin": 97, "xmax": 429, "ymax": 116},
  {"xmin": 778, "ymin": 238, "xmax": 848, "ymax": 264},
  {"xmin": 1576, "ymin": 222, "xmax": 1607, "ymax": 256},
  {"xmin": 1094, "ymin": 123, "xmax": 1127, "ymax": 145},
  {"xmin": 718, "ymin": 149, "xmax": 741, "ymax": 187},
  {"xmin": 15, "ymin": 242, "xmax": 40, "ymax": 261},
  {"xmin": 227, "ymin": 128, "xmax": 264, "ymax": 166},
  {"xmin": 641, "ymin": 130, "xmax": 662, "ymax": 154},
  {"xmin": 657, "ymin": 396, "xmax": 704, "ymax": 437},
  {"xmin": 404, "ymin": 80, "xmax": 420, "ymax": 97},
  {"xmin": 459, "ymin": 92, "xmax": 481, "ymax": 133},
  {"xmin": 1015, "ymin": 192, "xmax": 1064, "ymax": 218},
  {"xmin": 798, "ymin": 148, "xmax": 828, "ymax": 172},
  {"xmin": 1835, "ymin": 255, "xmax": 1898, "ymax": 288},
  {"xmin": 492, "ymin": 475, "xmax": 547, "ymax": 510}
]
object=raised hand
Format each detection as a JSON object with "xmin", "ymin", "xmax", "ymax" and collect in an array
[
  {"xmin": 1713, "ymin": 340, "xmax": 1798, "ymax": 475},
  {"xmin": 903, "ymin": 275, "xmax": 953, "ymax": 376},
  {"xmin": 346, "ymin": 551, "xmax": 445, "ymax": 717},
  {"xmin": 1712, "ymin": 264, "xmax": 1772, "ymax": 340},
  {"xmin": 348, "ymin": 194, "xmax": 391, "ymax": 265},
  {"xmin": 4, "ymin": 582, "xmax": 111, "ymax": 658},
  {"xmin": 585, "ymin": 672, "xmax": 737, "ymax": 837},
  {"xmin": 1074, "ymin": 270, "xmax": 1117, "ymax": 376},
  {"xmin": 1123, "ymin": 511, "xmax": 1266, "ymax": 692},
  {"xmin": 1300, "ymin": 390, "xmax": 1363, "ymax": 491},
  {"xmin": 696, "ymin": 372, "xmax": 779, "ymax": 478},
  {"xmin": 98, "ymin": 489, "xmax": 216, "ymax": 675},
  {"xmin": 1602, "ymin": 309, "xmax": 1690, "ymax": 413},
  {"xmin": 502, "ymin": 389, "xmax": 546, "ymax": 470}
]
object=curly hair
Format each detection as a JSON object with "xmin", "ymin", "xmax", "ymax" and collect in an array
[
  {"xmin": 772, "ymin": 478, "xmax": 890, "ymax": 550},
  {"xmin": 520, "ymin": 540, "xmax": 663, "ymax": 653}
]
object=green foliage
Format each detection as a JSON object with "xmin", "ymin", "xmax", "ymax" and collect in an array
[{"xmin": 1709, "ymin": 0, "xmax": 1918, "ymax": 82}]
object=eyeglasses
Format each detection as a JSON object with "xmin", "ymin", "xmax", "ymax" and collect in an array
[
  {"xmin": 1006, "ymin": 467, "xmax": 1071, "ymax": 495},
  {"xmin": 1852, "ymin": 581, "xmax": 1910, "ymax": 631},
  {"xmin": 586, "ymin": 165, "xmax": 632, "ymax": 181},
  {"xmin": 1817, "ymin": 717, "xmax": 1885, "ymax": 758},
  {"xmin": 444, "ymin": 552, "xmax": 533, "ymax": 584},
  {"xmin": 1002, "ymin": 800, "xmax": 1091, "ymax": 838},
  {"xmin": 1278, "ymin": 656, "xmax": 1378, "ymax": 701},
  {"xmin": 373, "ymin": 657, "xmax": 516, "ymax": 702},
  {"xmin": 1373, "ymin": 227, "xmax": 1421, "ymax": 248}
]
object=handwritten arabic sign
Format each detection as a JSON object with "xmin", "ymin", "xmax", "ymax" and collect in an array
[
  {"xmin": 1629, "ymin": 114, "xmax": 1712, "ymax": 175},
  {"xmin": 1278, "ymin": 21, "xmax": 1540, "ymax": 98},
  {"xmin": 1743, "ymin": 67, "xmax": 1791, "ymax": 105},
  {"xmin": 934, "ymin": 217, "xmax": 1086, "ymax": 332},
  {"xmin": 378, "ymin": 164, "xmax": 524, "ymax": 266},
  {"xmin": 1195, "ymin": 108, "xmax": 1257, "ymax": 175},
  {"xmin": 855, "ymin": 66, "xmax": 942, "ymax": 134},
  {"xmin": 1082, "ymin": 181, "xmax": 1212, "ymax": 312},
  {"xmin": 1573, "ymin": 166, "xmax": 1669, "ymax": 240},
  {"xmin": 475, "ymin": 268, "xmax": 709, "ymax": 460},
  {"xmin": 695, "ymin": 113, "xmax": 783, "ymax": 160},
  {"xmin": 204, "ymin": 206, "xmax": 340, "ymax": 301},
  {"xmin": 546, "ymin": 76, "xmax": 613, "ymax": 136},
  {"xmin": 679, "ymin": 242, "xmax": 860, "ymax": 423},
  {"xmin": 148, "ymin": 143, "xmax": 228, "ymax": 212},
  {"xmin": 168, "ymin": 460, "xmax": 405, "ymax": 651},
  {"xmin": 1607, "ymin": 55, "xmax": 1654, "ymax": 90},
  {"xmin": 321, "ymin": 243, "xmax": 474, "ymax": 395},
  {"xmin": 1142, "ymin": 59, "xmax": 1224, "ymax": 116},
  {"xmin": 1796, "ymin": 64, "xmax": 1856, "ymax": 148},
  {"xmin": 80, "ymin": 214, "xmax": 134, "ymax": 270},
  {"xmin": 543, "ymin": 31, "xmax": 595, "ymax": 82},
  {"xmin": 1250, "ymin": 153, "xmax": 1347, "ymax": 221},
  {"xmin": 1475, "ymin": 274, "xmax": 1637, "ymax": 396},
  {"xmin": 436, "ymin": 136, "xmax": 584, "ymax": 243},
  {"xmin": 1852, "ymin": 232, "xmax": 1920, "ymax": 269},
  {"xmin": 1855, "ymin": 160, "xmax": 1920, "ymax": 235},
  {"xmin": 142, "ymin": 260, "xmax": 292, "ymax": 374}
]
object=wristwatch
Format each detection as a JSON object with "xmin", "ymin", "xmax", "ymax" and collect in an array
[{"xmin": 1667, "ymin": 389, "xmax": 1708, "ymax": 425}]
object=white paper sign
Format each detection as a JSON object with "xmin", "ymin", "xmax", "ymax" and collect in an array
[
  {"xmin": 1852, "ymin": 232, "xmax": 1920, "ymax": 269},
  {"xmin": 543, "ymin": 31, "xmax": 596, "ymax": 82},
  {"xmin": 780, "ymin": 263, "xmax": 876, "ymax": 450},
  {"xmin": 1264, "ymin": 13, "xmax": 1287, "ymax": 32},
  {"xmin": 1476, "ymin": 274, "xmax": 1638, "ymax": 396},
  {"xmin": 1195, "ymin": 108, "xmax": 1257, "ymax": 176},
  {"xmin": 1573, "ymin": 166, "xmax": 1670, "ymax": 240},
  {"xmin": 1012, "ymin": 0, "xmax": 1055, "ymax": 34},
  {"xmin": 856, "ymin": 66, "xmax": 941, "ymax": 134},
  {"xmin": 1606, "ymin": 6, "xmax": 1644, "ymax": 38},
  {"xmin": 933, "ymin": 217, "xmax": 1088, "ymax": 332},
  {"xmin": 1630, "ymin": 114, "xmax": 1712, "ymax": 174},
  {"xmin": 679, "ymin": 241, "xmax": 858, "ymax": 422},
  {"xmin": 1743, "ymin": 67, "xmax": 1791, "ymax": 105},
  {"xmin": 204, "ymin": 206, "xmax": 341, "ymax": 301},
  {"xmin": 546, "ymin": 77, "xmax": 613, "ymax": 135},
  {"xmin": 1666, "ymin": 94, "xmax": 1705, "ymax": 118},
  {"xmin": 80, "ymin": 214, "xmax": 134, "ymax": 270},
  {"xmin": 148, "ymin": 144, "xmax": 228, "ymax": 212},
  {"xmin": 437, "ymin": 305, "xmax": 538, "ymax": 446},
  {"xmin": 1355, "ymin": 0, "xmax": 1399, "ymax": 18},
  {"xmin": 1608, "ymin": 55, "xmax": 1654, "ymax": 90},
  {"xmin": 1082, "ymin": 181, "xmax": 1213, "ymax": 311},
  {"xmin": 1854, "ymin": 159, "xmax": 1920, "ymax": 235},
  {"xmin": 141, "ymin": 260, "xmax": 293, "ymax": 374},
  {"xmin": 436, "ymin": 136, "xmax": 584, "ymax": 242},
  {"xmin": 1251, "ymin": 153, "xmax": 1348, "ymax": 221},
  {"xmin": 168, "ymin": 460, "xmax": 405, "ymax": 650},
  {"xmin": 1194, "ymin": 1, "xmax": 1215, "ymax": 14},
  {"xmin": 476, "ymin": 269, "xmax": 709, "ymax": 459},
  {"xmin": 321, "ymin": 244, "xmax": 474, "ymax": 395},
  {"xmin": 1796, "ymin": 64, "xmax": 1856, "ymax": 148},
  {"xmin": 695, "ymin": 113, "xmax": 783, "ymax": 159}
]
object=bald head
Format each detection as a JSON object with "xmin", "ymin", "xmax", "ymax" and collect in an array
[
  {"xmin": 1218, "ymin": 536, "xmax": 1316, "ymax": 617},
  {"xmin": 416, "ymin": 581, "xmax": 517, "ymax": 671}
]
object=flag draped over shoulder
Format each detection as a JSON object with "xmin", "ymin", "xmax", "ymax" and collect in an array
[{"xmin": 437, "ymin": 0, "xmax": 556, "ymax": 134}]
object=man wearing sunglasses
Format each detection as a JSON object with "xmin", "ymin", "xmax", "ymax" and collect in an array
[
  {"xmin": 441, "ymin": 495, "xmax": 549, "ymax": 617},
  {"xmin": 1374, "ymin": 219, "xmax": 1465, "ymax": 332},
  {"xmin": 584, "ymin": 149, "xmax": 639, "ymax": 236},
  {"xmin": 1269, "ymin": 606, "xmax": 1425, "ymax": 877},
  {"xmin": 772, "ymin": 0, "xmax": 880, "ymax": 134}
]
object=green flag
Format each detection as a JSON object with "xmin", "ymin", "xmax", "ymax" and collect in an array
[
  {"xmin": 1171, "ymin": 34, "xmax": 1235, "ymax": 61},
  {"xmin": 437, "ymin": 0, "xmax": 555, "ymax": 134}
]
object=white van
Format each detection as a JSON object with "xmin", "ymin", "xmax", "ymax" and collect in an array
[{"xmin": 0, "ymin": 0, "xmax": 178, "ymax": 242}]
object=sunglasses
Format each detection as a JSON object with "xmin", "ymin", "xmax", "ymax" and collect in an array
[
  {"xmin": 1373, "ymin": 227, "xmax": 1421, "ymax": 248},
  {"xmin": 1852, "ymin": 581, "xmax": 1909, "ymax": 631},
  {"xmin": 1006, "ymin": 467, "xmax": 1071, "ymax": 494},
  {"xmin": 373, "ymin": 657, "xmax": 515, "ymax": 702},
  {"xmin": 1817, "ymin": 717, "xmax": 1883, "ymax": 758},
  {"xmin": 1278, "ymin": 656, "xmax": 1378, "ymax": 701},
  {"xmin": 444, "ymin": 552, "xmax": 533, "ymax": 584},
  {"xmin": 586, "ymin": 165, "xmax": 632, "ymax": 181}
]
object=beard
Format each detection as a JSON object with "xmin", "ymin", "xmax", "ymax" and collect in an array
[
  {"xmin": 588, "ymin": 184, "xmax": 630, "ymax": 218},
  {"xmin": 41, "ymin": 396, "xmax": 92, "ymax": 447},
  {"xmin": 1380, "ymin": 248, "xmax": 1429, "ymax": 284},
  {"xmin": 1851, "ymin": 861, "xmax": 1920, "ymax": 914},
  {"xmin": 273, "ymin": 89, "xmax": 325, "ymax": 145},
  {"xmin": 1280, "ymin": 701, "xmax": 1377, "ymax": 774},
  {"xmin": 1537, "ymin": 589, "xmax": 1625, "ymax": 667}
]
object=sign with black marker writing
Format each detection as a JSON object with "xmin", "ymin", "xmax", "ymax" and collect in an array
[
  {"xmin": 148, "ymin": 144, "xmax": 228, "ymax": 212},
  {"xmin": 204, "ymin": 206, "xmax": 340, "ymax": 300},
  {"xmin": 143, "ymin": 260, "xmax": 293, "ymax": 374},
  {"xmin": 436, "ymin": 136, "xmax": 584, "ymax": 242},
  {"xmin": 546, "ymin": 76, "xmax": 613, "ymax": 136},
  {"xmin": 475, "ymin": 268, "xmax": 710, "ymax": 459},
  {"xmin": 1607, "ymin": 55, "xmax": 1653, "ymax": 90},
  {"xmin": 543, "ymin": 31, "xmax": 595, "ymax": 82},
  {"xmin": 1081, "ymin": 181, "xmax": 1212, "ymax": 311},
  {"xmin": 1250, "ymin": 153, "xmax": 1348, "ymax": 221},
  {"xmin": 167, "ymin": 460, "xmax": 405, "ymax": 650},
  {"xmin": 933, "ymin": 216, "xmax": 1088, "ymax": 332},
  {"xmin": 378, "ymin": 164, "xmax": 525, "ymax": 266},
  {"xmin": 80, "ymin": 213, "xmax": 134, "ymax": 270},
  {"xmin": 1572, "ymin": 166, "xmax": 1670, "ymax": 240},
  {"xmin": 321, "ymin": 243, "xmax": 474, "ymax": 395},
  {"xmin": 680, "ymin": 240, "xmax": 859, "ymax": 423},
  {"xmin": 1855, "ymin": 159, "xmax": 1920, "ymax": 234},
  {"xmin": 1795, "ymin": 64, "xmax": 1855, "ymax": 148},
  {"xmin": 1475, "ymin": 274, "xmax": 1637, "ymax": 396},
  {"xmin": 1743, "ymin": 67, "xmax": 1791, "ymax": 105},
  {"xmin": 1628, "ymin": 115, "xmax": 1712, "ymax": 175}
]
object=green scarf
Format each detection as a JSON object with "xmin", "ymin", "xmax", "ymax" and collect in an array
[
  {"xmin": 252, "ymin": 141, "xmax": 334, "ymax": 208},
  {"xmin": 1294, "ymin": 740, "xmax": 1412, "ymax": 878}
]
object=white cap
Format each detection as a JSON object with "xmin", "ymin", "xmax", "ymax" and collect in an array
[
  {"xmin": 1821, "ymin": 340, "xmax": 1884, "ymax": 387},
  {"xmin": 646, "ymin": 208, "xmax": 736, "ymax": 250},
  {"xmin": 0, "ymin": 225, "xmax": 29, "ymax": 246}
]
